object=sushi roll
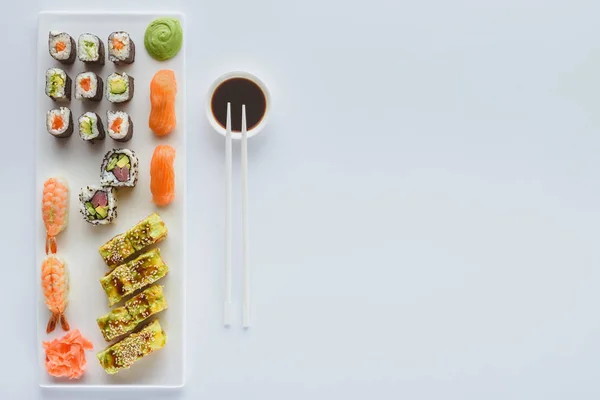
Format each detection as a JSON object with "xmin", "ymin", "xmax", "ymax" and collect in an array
[
  {"xmin": 78, "ymin": 112, "xmax": 105, "ymax": 142},
  {"xmin": 100, "ymin": 149, "xmax": 139, "ymax": 188},
  {"xmin": 108, "ymin": 32, "xmax": 135, "ymax": 64},
  {"xmin": 106, "ymin": 111, "xmax": 133, "ymax": 142},
  {"xmin": 79, "ymin": 186, "xmax": 117, "ymax": 225},
  {"xmin": 78, "ymin": 33, "xmax": 105, "ymax": 65},
  {"xmin": 106, "ymin": 73, "xmax": 134, "ymax": 103},
  {"xmin": 45, "ymin": 68, "xmax": 71, "ymax": 101},
  {"xmin": 48, "ymin": 31, "xmax": 76, "ymax": 64},
  {"xmin": 75, "ymin": 72, "xmax": 103, "ymax": 101},
  {"xmin": 46, "ymin": 107, "xmax": 73, "ymax": 138}
]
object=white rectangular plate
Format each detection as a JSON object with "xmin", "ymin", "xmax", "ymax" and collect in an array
[{"xmin": 36, "ymin": 11, "xmax": 185, "ymax": 388}]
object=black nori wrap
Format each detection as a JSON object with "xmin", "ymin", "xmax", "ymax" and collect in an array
[
  {"xmin": 48, "ymin": 35, "xmax": 76, "ymax": 64},
  {"xmin": 108, "ymin": 114, "xmax": 134, "ymax": 142},
  {"xmin": 48, "ymin": 110, "xmax": 73, "ymax": 138},
  {"xmin": 79, "ymin": 112, "xmax": 106, "ymax": 142},
  {"xmin": 80, "ymin": 34, "xmax": 105, "ymax": 65},
  {"xmin": 108, "ymin": 32, "xmax": 136, "ymax": 65}
]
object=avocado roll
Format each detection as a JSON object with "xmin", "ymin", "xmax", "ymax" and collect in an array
[
  {"xmin": 106, "ymin": 72, "xmax": 134, "ymax": 103},
  {"xmin": 78, "ymin": 112, "xmax": 105, "ymax": 142},
  {"xmin": 46, "ymin": 107, "xmax": 73, "ymax": 138},
  {"xmin": 99, "ymin": 249, "xmax": 169, "ymax": 306},
  {"xmin": 79, "ymin": 185, "xmax": 117, "ymax": 226},
  {"xmin": 78, "ymin": 33, "xmax": 104, "ymax": 65},
  {"xmin": 100, "ymin": 149, "xmax": 138, "ymax": 188},
  {"xmin": 75, "ymin": 72, "xmax": 103, "ymax": 101},
  {"xmin": 97, "ymin": 319, "xmax": 167, "ymax": 374},
  {"xmin": 99, "ymin": 213, "xmax": 168, "ymax": 268},
  {"xmin": 108, "ymin": 31, "xmax": 135, "ymax": 64},
  {"xmin": 48, "ymin": 31, "xmax": 76, "ymax": 64},
  {"xmin": 97, "ymin": 285, "xmax": 167, "ymax": 342},
  {"xmin": 106, "ymin": 110, "xmax": 133, "ymax": 142},
  {"xmin": 45, "ymin": 68, "xmax": 71, "ymax": 101}
]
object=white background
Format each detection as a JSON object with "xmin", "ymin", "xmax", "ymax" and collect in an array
[{"xmin": 2, "ymin": 0, "xmax": 600, "ymax": 399}]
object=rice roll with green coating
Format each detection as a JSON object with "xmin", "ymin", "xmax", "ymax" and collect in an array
[
  {"xmin": 78, "ymin": 33, "xmax": 104, "ymax": 64},
  {"xmin": 79, "ymin": 185, "xmax": 117, "ymax": 225},
  {"xmin": 96, "ymin": 320, "xmax": 167, "ymax": 374},
  {"xmin": 48, "ymin": 31, "xmax": 76, "ymax": 64},
  {"xmin": 78, "ymin": 112, "xmax": 105, "ymax": 142},
  {"xmin": 100, "ymin": 149, "xmax": 138, "ymax": 187},
  {"xmin": 46, "ymin": 107, "xmax": 73, "ymax": 138},
  {"xmin": 106, "ymin": 72, "xmax": 134, "ymax": 103},
  {"xmin": 96, "ymin": 285, "xmax": 167, "ymax": 341},
  {"xmin": 75, "ymin": 72, "xmax": 103, "ymax": 101},
  {"xmin": 108, "ymin": 31, "xmax": 135, "ymax": 64},
  {"xmin": 107, "ymin": 110, "xmax": 133, "ymax": 142},
  {"xmin": 99, "ymin": 249, "xmax": 168, "ymax": 306},
  {"xmin": 98, "ymin": 213, "xmax": 168, "ymax": 268},
  {"xmin": 45, "ymin": 68, "xmax": 71, "ymax": 101}
]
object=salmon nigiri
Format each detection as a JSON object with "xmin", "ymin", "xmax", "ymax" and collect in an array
[
  {"xmin": 149, "ymin": 69, "xmax": 177, "ymax": 136},
  {"xmin": 42, "ymin": 255, "xmax": 70, "ymax": 333},
  {"xmin": 150, "ymin": 145, "xmax": 176, "ymax": 206},
  {"xmin": 42, "ymin": 177, "xmax": 69, "ymax": 254}
]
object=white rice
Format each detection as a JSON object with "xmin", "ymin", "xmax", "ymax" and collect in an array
[
  {"xmin": 45, "ymin": 68, "xmax": 67, "ymax": 100},
  {"xmin": 108, "ymin": 32, "xmax": 131, "ymax": 62},
  {"xmin": 75, "ymin": 72, "xmax": 98, "ymax": 99},
  {"xmin": 107, "ymin": 111, "xmax": 130, "ymax": 140},
  {"xmin": 78, "ymin": 112, "xmax": 101, "ymax": 140},
  {"xmin": 78, "ymin": 33, "xmax": 100, "ymax": 61},
  {"xmin": 48, "ymin": 31, "xmax": 73, "ymax": 60},
  {"xmin": 100, "ymin": 149, "xmax": 139, "ymax": 187},
  {"xmin": 106, "ymin": 73, "xmax": 131, "ymax": 103},
  {"xmin": 79, "ymin": 186, "xmax": 117, "ymax": 226},
  {"xmin": 46, "ymin": 107, "xmax": 71, "ymax": 136}
]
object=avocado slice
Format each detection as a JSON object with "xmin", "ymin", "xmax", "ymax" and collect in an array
[
  {"xmin": 84, "ymin": 40, "xmax": 96, "ymax": 58},
  {"xmin": 109, "ymin": 78, "xmax": 127, "ymax": 94},
  {"xmin": 106, "ymin": 156, "xmax": 119, "ymax": 171},
  {"xmin": 80, "ymin": 117, "xmax": 93, "ymax": 136},
  {"xmin": 49, "ymin": 73, "xmax": 64, "ymax": 96},
  {"xmin": 95, "ymin": 206, "xmax": 108, "ymax": 218},
  {"xmin": 116, "ymin": 155, "xmax": 129, "ymax": 168},
  {"xmin": 85, "ymin": 201, "xmax": 96, "ymax": 216}
]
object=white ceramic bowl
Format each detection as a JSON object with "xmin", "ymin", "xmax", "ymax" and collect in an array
[{"xmin": 206, "ymin": 71, "xmax": 271, "ymax": 139}]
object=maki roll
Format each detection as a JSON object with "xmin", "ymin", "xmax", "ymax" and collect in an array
[
  {"xmin": 106, "ymin": 73, "xmax": 134, "ymax": 103},
  {"xmin": 79, "ymin": 186, "xmax": 117, "ymax": 225},
  {"xmin": 100, "ymin": 149, "xmax": 138, "ymax": 188},
  {"xmin": 106, "ymin": 110, "xmax": 133, "ymax": 142},
  {"xmin": 75, "ymin": 72, "xmax": 103, "ymax": 101},
  {"xmin": 78, "ymin": 33, "xmax": 105, "ymax": 65},
  {"xmin": 97, "ymin": 320, "xmax": 167, "ymax": 374},
  {"xmin": 108, "ymin": 32, "xmax": 135, "ymax": 64},
  {"xmin": 78, "ymin": 112, "xmax": 105, "ymax": 142},
  {"xmin": 48, "ymin": 31, "xmax": 76, "ymax": 64},
  {"xmin": 45, "ymin": 68, "xmax": 71, "ymax": 101},
  {"xmin": 46, "ymin": 107, "xmax": 73, "ymax": 138}
]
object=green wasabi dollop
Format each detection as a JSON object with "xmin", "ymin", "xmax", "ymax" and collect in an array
[{"xmin": 144, "ymin": 17, "xmax": 183, "ymax": 61}]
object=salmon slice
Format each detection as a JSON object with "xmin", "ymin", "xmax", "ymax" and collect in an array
[
  {"xmin": 149, "ymin": 70, "xmax": 177, "ymax": 136},
  {"xmin": 150, "ymin": 145, "xmax": 176, "ymax": 206}
]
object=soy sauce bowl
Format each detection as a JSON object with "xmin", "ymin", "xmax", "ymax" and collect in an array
[{"xmin": 206, "ymin": 71, "xmax": 271, "ymax": 139}]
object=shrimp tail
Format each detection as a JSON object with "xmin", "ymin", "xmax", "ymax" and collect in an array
[
  {"xmin": 45, "ymin": 235, "xmax": 57, "ymax": 255},
  {"xmin": 59, "ymin": 313, "xmax": 70, "ymax": 331},
  {"xmin": 46, "ymin": 313, "xmax": 58, "ymax": 333}
]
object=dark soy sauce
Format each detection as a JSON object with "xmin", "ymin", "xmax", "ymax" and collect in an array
[{"xmin": 211, "ymin": 78, "xmax": 267, "ymax": 132}]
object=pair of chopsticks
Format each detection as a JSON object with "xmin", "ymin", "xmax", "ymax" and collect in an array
[{"xmin": 224, "ymin": 102, "xmax": 251, "ymax": 328}]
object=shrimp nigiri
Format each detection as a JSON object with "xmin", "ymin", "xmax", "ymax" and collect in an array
[
  {"xmin": 150, "ymin": 145, "xmax": 176, "ymax": 206},
  {"xmin": 42, "ymin": 255, "xmax": 70, "ymax": 333},
  {"xmin": 42, "ymin": 177, "xmax": 69, "ymax": 254},
  {"xmin": 149, "ymin": 69, "xmax": 177, "ymax": 136}
]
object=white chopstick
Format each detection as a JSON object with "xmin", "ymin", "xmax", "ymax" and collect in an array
[
  {"xmin": 241, "ymin": 105, "xmax": 251, "ymax": 328},
  {"xmin": 224, "ymin": 102, "xmax": 233, "ymax": 327}
]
